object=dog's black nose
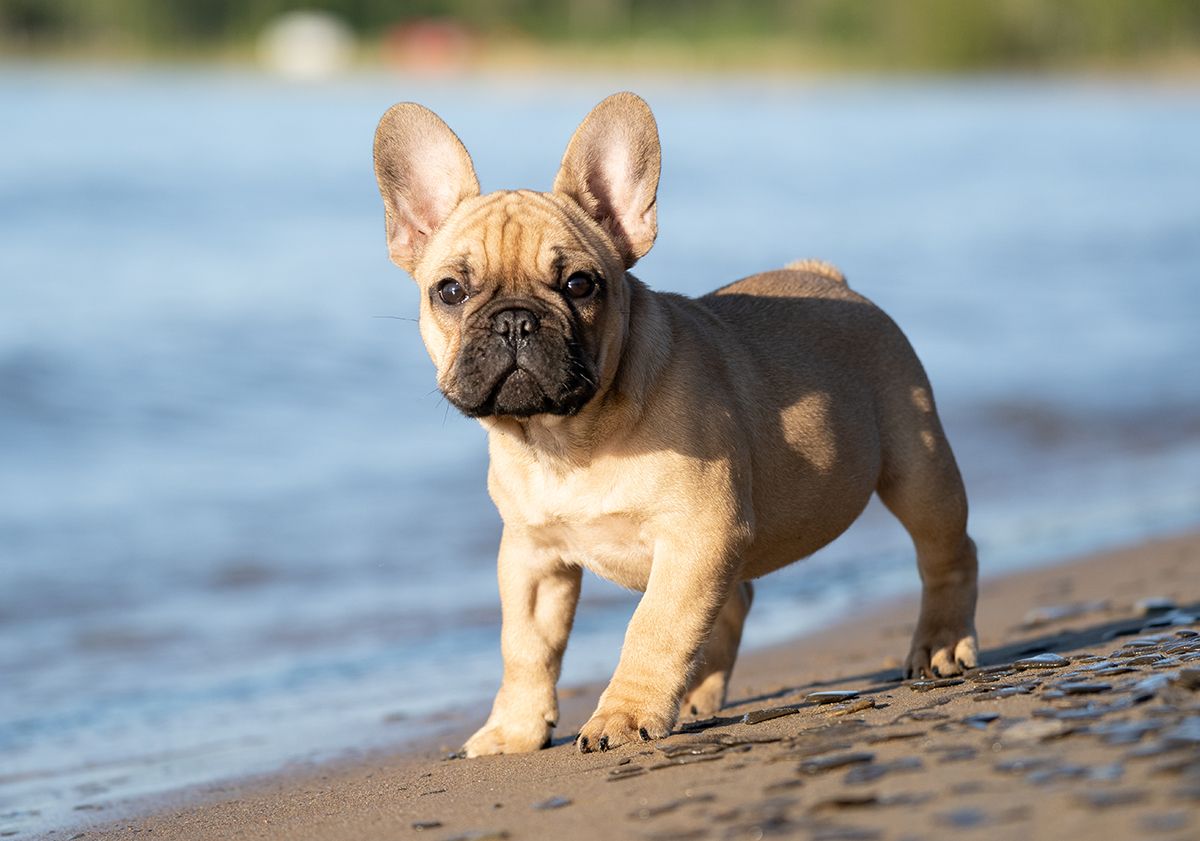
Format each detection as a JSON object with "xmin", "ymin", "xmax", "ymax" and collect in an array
[{"xmin": 491, "ymin": 308, "xmax": 540, "ymax": 343}]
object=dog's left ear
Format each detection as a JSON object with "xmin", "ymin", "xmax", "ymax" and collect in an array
[{"xmin": 553, "ymin": 92, "xmax": 661, "ymax": 268}]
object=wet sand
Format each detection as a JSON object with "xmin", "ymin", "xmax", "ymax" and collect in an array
[{"xmin": 50, "ymin": 532, "xmax": 1199, "ymax": 841}]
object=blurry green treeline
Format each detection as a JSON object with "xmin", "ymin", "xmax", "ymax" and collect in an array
[{"xmin": 4, "ymin": 0, "xmax": 1200, "ymax": 71}]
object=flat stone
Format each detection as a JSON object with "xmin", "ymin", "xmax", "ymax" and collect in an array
[
  {"xmin": 936, "ymin": 808, "xmax": 988, "ymax": 828},
  {"xmin": 1130, "ymin": 673, "xmax": 1175, "ymax": 701},
  {"xmin": 843, "ymin": 756, "xmax": 923, "ymax": 784},
  {"xmin": 1177, "ymin": 668, "xmax": 1200, "ymax": 690},
  {"xmin": 809, "ymin": 792, "xmax": 880, "ymax": 811},
  {"xmin": 1032, "ymin": 700, "xmax": 1104, "ymax": 719},
  {"xmin": 1162, "ymin": 717, "xmax": 1200, "ymax": 746},
  {"xmin": 1027, "ymin": 763, "xmax": 1090, "ymax": 784},
  {"xmin": 995, "ymin": 756, "xmax": 1056, "ymax": 774},
  {"xmin": 411, "ymin": 821, "xmax": 442, "ymax": 831},
  {"xmin": 1126, "ymin": 634, "xmax": 1174, "ymax": 648},
  {"xmin": 1176, "ymin": 629, "xmax": 1199, "ymax": 638},
  {"xmin": 1092, "ymin": 666, "xmax": 1136, "ymax": 677},
  {"xmin": 607, "ymin": 765, "xmax": 646, "ymax": 781},
  {"xmin": 443, "ymin": 832, "xmax": 511, "ymax": 841},
  {"xmin": 533, "ymin": 796, "xmax": 571, "ymax": 810},
  {"xmin": 936, "ymin": 745, "xmax": 979, "ymax": 762},
  {"xmin": 1001, "ymin": 719, "xmax": 1072, "ymax": 745},
  {"xmin": 742, "ymin": 706, "xmax": 800, "ymax": 725},
  {"xmin": 1125, "ymin": 653, "xmax": 1166, "ymax": 665},
  {"xmin": 810, "ymin": 828, "xmax": 882, "ymax": 841},
  {"xmin": 864, "ymin": 729, "xmax": 924, "ymax": 743},
  {"xmin": 799, "ymin": 751, "xmax": 875, "ymax": 774},
  {"xmin": 652, "ymin": 753, "xmax": 726, "ymax": 769},
  {"xmin": 970, "ymin": 672, "xmax": 1005, "ymax": 683},
  {"xmin": 994, "ymin": 682, "xmax": 1040, "ymax": 698},
  {"xmin": 963, "ymin": 712, "xmax": 1000, "ymax": 729},
  {"xmin": 1092, "ymin": 762, "xmax": 1126, "ymax": 782},
  {"xmin": 1094, "ymin": 720, "xmax": 1162, "ymax": 745},
  {"xmin": 1073, "ymin": 789, "xmax": 1147, "ymax": 809},
  {"xmin": 658, "ymin": 741, "xmax": 727, "ymax": 759},
  {"xmin": 1150, "ymin": 755, "xmax": 1200, "ymax": 777},
  {"xmin": 1055, "ymin": 681, "xmax": 1113, "ymax": 695},
  {"xmin": 1073, "ymin": 659, "xmax": 1121, "ymax": 672},
  {"xmin": 975, "ymin": 663, "xmax": 1017, "ymax": 674},
  {"xmin": 828, "ymin": 698, "xmax": 876, "ymax": 717},
  {"xmin": 1014, "ymin": 653, "xmax": 1069, "ymax": 670},
  {"xmin": 1137, "ymin": 597, "xmax": 1178, "ymax": 616},
  {"xmin": 909, "ymin": 678, "xmax": 965, "ymax": 692},
  {"xmin": 806, "ymin": 690, "xmax": 860, "ymax": 705}
]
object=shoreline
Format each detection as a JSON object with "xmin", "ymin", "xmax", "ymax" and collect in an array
[{"xmin": 46, "ymin": 529, "xmax": 1200, "ymax": 840}]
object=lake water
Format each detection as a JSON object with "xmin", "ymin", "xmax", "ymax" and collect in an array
[{"xmin": 2, "ymin": 66, "xmax": 1198, "ymax": 835}]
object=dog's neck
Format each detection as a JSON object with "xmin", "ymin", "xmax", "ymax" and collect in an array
[{"xmin": 482, "ymin": 276, "xmax": 671, "ymax": 470}]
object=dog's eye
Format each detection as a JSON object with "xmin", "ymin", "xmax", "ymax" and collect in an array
[
  {"xmin": 436, "ymin": 278, "xmax": 468, "ymax": 306},
  {"xmin": 564, "ymin": 272, "xmax": 596, "ymax": 299}
]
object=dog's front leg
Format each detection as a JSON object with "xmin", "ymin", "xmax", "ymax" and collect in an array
[
  {"xmin": 463, "ymin": 529, "xmax": 581, "ymax": 757},
  {"xmin": 577, "ymin": 533, "xmax": 741, "ymax": 752}
]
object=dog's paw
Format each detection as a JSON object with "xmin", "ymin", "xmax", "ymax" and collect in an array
[
  {"xmin": 905, "ymin": 628, "xmax": 978, "ymax": 679},
  {"xmin": 680, "ymin": 672, "xmax": 727, "ymax": 718},
  {"xmin": 463, "ymin": 717, "xmax": 552, "ymax": 757},
  {"xmin": 576, "ymin": 705, "xmax": 674, "ymax": 753}
]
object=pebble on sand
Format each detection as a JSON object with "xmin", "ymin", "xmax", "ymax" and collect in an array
[
  {"xmin": 1013, "ymin": 653, "xmax": 1070, "ymax": 670},
  {"xmin": 806, "ymin": 690, "xmax": 861, "ymax": 705},
  {"xmin": 799, "ymin": 752, "xmax": 875, "ymax": 774}
]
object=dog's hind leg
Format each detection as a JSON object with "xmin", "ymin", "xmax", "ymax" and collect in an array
[
  {"xmin": 681, "ymin": 581, "xmax": 753, "ymax": 717},
  {"xmin": 876, "ymin": 384, "xmax": 978, "ymax": 679}
]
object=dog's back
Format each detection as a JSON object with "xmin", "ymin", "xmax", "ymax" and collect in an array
[{"xmin": 687, "ymin": 267, "xmax": 966, "ymax": 582}]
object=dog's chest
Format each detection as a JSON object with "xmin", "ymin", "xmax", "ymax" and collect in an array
[
  {"xmin": 493, "ymin": 460, "xmax": 657, "ymax": 591},
  {"xmin": 534, "ymin": 512, "xmax": 654, "ymax": 590}
]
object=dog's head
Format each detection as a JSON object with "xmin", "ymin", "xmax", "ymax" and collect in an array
[{"xmin": 373, "ymin": 93, "xmax": 660, "ymax": 419}]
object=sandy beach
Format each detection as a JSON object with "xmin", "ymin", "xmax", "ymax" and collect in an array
[{"xmin": 43, "ymin": 531, "xmax": 1198, "ymax": 841}]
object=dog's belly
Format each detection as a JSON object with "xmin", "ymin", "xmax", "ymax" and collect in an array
[{"xmin": 530, "ymin": 515, "xmax": 654, "ymax": 590}]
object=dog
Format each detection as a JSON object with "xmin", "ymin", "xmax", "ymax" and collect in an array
[{"xmin": 372, "ymin": 92, "xmax": 978, "ymax": 756}]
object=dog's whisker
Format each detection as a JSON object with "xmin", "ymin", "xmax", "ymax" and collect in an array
[{"xmin": 373, "ymin": 315, "xmax": 419, "ymax": 323}]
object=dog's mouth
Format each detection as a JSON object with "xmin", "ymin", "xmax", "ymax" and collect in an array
[{"xmin": 445, "ymin": 337, "xmax": 597, "ymax": 419}]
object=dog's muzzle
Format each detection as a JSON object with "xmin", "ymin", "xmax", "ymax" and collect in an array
[{"xmin": 444, "ymin": 307, "xmax": 596, "ymax": 418}]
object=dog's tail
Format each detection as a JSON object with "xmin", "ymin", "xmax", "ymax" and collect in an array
[{"xmin": 784, "ymin": 258, "xmax": 847, "ymax": 286}]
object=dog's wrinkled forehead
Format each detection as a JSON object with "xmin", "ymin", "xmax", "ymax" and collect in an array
[{"xmin": 423, "ymin": 190, "xmax": 620, "ymax": 291}]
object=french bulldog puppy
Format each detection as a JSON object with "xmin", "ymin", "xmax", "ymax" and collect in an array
[{"xmin": 373, "ymin": 92, "xmax": 978, "ymax": 756}]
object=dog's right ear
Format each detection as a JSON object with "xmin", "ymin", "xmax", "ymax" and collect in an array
[{"xmin": 373, "ymin": 103, "xmax": 480, "ymax": 273}]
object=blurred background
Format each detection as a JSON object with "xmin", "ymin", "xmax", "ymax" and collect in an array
[{"xmin": 2, "ymin": 1, "xmax": 1199, "ymax": 835}]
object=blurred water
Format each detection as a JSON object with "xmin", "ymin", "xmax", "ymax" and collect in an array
[{"xmin": 1, "ymin": 67, "xmax": 1198, "ymax": 833}]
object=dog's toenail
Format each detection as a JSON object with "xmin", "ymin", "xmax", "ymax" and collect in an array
[
  {"xmin": 690, "ymin": 705, "xmax": 698, "ymax": 715},
  {"xmin": 931, "ymin": 666, "xmax": 942, "ymax": 677},
  {"xmin": 598, "ymin": 736, "xmax": 609, "ymax": 751},
  {"xmin": 579, "ymin": 736, "xmax": 589, "ymax": 751},
  {"xmin": 639, "ymin": 727, "xmax": 650, "ymax": 741}
]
